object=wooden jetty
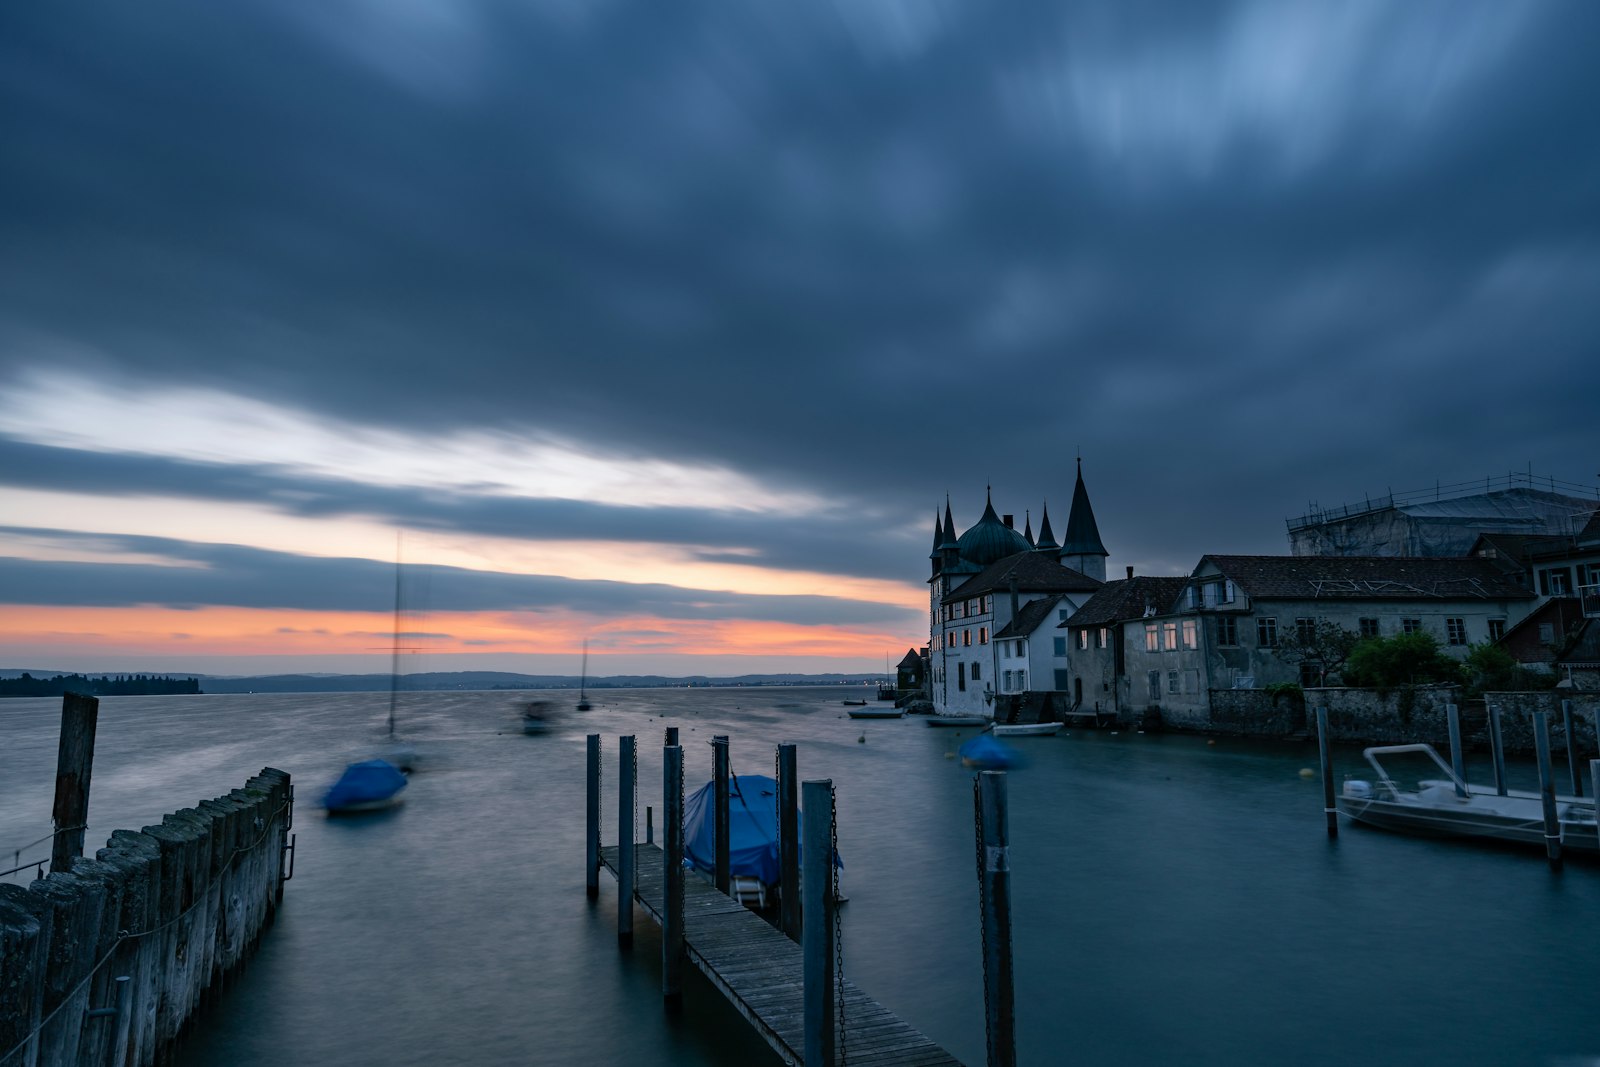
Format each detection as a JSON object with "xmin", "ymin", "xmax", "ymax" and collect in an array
[{"xmin": 599, "ymin": 843, "xmax": 962, "ymax": 1066}]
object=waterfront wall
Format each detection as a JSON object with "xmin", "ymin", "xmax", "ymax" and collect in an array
[
  {"xmin": 1195, "ymin": 688, "xmax": 1599, "ymax": 754},
  {"xmin": 0, "ymin": 768, "xmax": 292, "ymax": 1067}
]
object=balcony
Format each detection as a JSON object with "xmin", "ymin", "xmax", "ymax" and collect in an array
[{"xmin": 1581, "ymin": 582, "xmax": 1600, "ymax": 619}]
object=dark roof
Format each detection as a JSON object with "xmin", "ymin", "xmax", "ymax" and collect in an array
[
  {"xmin": 1555, "ymin": 619, "xmax": 1600, "ymax": 669},
  {"xmin": 943, "ymin": 550, "xmax": 1102, "ymax": 604},
  {"xmin": 1067, "ymin": 577, "xmax": 1190, "ymax": 627},
  {"xmin": 1034, "ymin": 503, "xmax": 1059, "ymax": 551},
  {"xmin": 896, "ymin": 648, "xmax": 922, "ymax": 668},
  {"xmin": 1470, "ymin": 533, "xmax": 1571, "ymax": 563},
  {"xmin": 955, "ymin": 493, "xmax": 1034, "ymax": 567},
  {"xmin": 1199, "ymin": 555, "xmax": 1535, "ymax": 601},
  {"xmin": 1060, "ymin": 461, "xmax": 1107, "ymax": 557},
  {"xmin": 1580, "ymin": 507, "xmax": 1600, "ymax": 546},
  {"xmin": 994, "ymin": 595, "xmax": 1064, "ymax": 639}
]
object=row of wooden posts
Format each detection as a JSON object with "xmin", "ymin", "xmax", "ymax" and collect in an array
[
  {"xmin": 1314, "ymin": 701, "xmax": 1600, "ymax": 870},
  {"xmin": 0, "ymin": 694, "xmax": 295, "ymax": 1067},
  {"xmin": 584, "ymin": 728, "xmax": 1019, "ymax": 1067}
]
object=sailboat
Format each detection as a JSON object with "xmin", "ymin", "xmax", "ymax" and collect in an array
[{"xmin": 575, "ymin": 639, "xmax": 593, "ymax": 711}]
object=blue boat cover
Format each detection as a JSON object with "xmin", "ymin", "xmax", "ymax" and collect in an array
[
  {"xmin": 683, "ymin": 774, "xmax": 842, "ymax": 884},
  {"xmin": 322, "ymin": 758, "xmax": 407, "ymax": 809},
  {"xmin": 959, "ymin": 733, "xmax": 1022, "ymax": 770}
]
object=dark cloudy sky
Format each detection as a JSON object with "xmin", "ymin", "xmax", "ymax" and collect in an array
[{"xmin": 2, "ymin": 0, "xmax": 1597, "ymax": 675}]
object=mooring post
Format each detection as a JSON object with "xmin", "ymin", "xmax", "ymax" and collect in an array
[
  {"xmin": 663, "ymin": 744, "xmax": 685, "ymax": 1002},
  {"xmin": 646, "ymin": 805, "xmax": 654, "ymax": 845},
  {"xmin": 713, "ymin": 735, "xmax": 731, "ymax": 895},
  {"xmin": 618, "ymin": 734, "xmax": 636, "ymax": 949},
  {"xmin": 1446, "ymin": 704, "xmax": 1467, "ymax": 798},
  {"xmin": 976, "ymin": 770, "xmax": 1016, "ymax": 1067},
  {"xmin": 586, "ymin": 734, "xmax": 601, "ymax": 900},
  {"xmin": 1315, "ymin": 707, "xmax": 1337, "ymax": 837},
  {"xmin": 665, "ymin": 726, "xmax": 678, "ymax": 746},
  {"xmin": 777, "ymin": 742, "xmax": 801, "ymax": 941},
  {"xmin": 1533, "ymin": 711, "xmax": 1562, "ymax": 871},
  {"xmin": 51, "ymin": 692, "xmax": 99, "ymax": 873},
  {"xmin": 1592, "ymin": 760, "xmax": 1600, "ymax": 850},
  {"xmin": 1489, "ymin": 704, "xmax": 1507, "ymax": 796},
  {"xmin": 1562, "ymin": 699, "xmax": 1582, "ymax": 797},
  {"xmin": 801, "ymin": 778, "xmax": 836, "ymax": 1067}
]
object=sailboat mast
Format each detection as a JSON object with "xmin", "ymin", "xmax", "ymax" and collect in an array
[{"xmin": 388, "ymin": 533, "xmax": 402, "ymax": 739}]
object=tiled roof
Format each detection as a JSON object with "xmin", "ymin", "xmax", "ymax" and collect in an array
[
  {"xmin": 1555, "ymin": 619, "xmax": 1600, "ymax": 668},
  {"xmin": 1580, "ymin": 507, "xmax": 1600, "ymax": 546},
  {"xmin": 1472, "ymin": 533, "xmax": 1572, "ymax": 563},
  {"xmin": 896, "ymin": 648, "xmax": 922, "ymax": 668},
  {"xmin": 994, "ymin": 595, "xmax": 1064, "ymax": 639},
  {"xmin": 1066, "ymin": 577, "xmax": 1189, "ymax": 627},
  {"xmin": 943, "ymin": 550, "xmax": 1102, "ymax": 604},
  {"xmin": 1200, "ymin": 555, "xmax": 1534, "ymax": 601}
]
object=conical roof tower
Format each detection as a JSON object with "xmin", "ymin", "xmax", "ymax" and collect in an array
[
  {"xmin": 1034, "ymin": 502, "xmax": 1059, "ymax": 552},
  {"xmin": 1059, "ymin": 460, "xmax": 1108, "ymax": 581}
]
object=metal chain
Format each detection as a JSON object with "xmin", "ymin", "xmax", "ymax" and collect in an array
[
  {"xmin": 973, "ymin": 775, "xmax": 993, "ymax": 1061},
  {"xmin": 631, "ymin": 736, "xmax": 638, "ymax": 857},
  {"xmin": 832, "ymin": 785, "xmax": 846, "ymax": 1064}
]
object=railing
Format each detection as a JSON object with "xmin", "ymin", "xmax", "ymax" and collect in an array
[
  {"xmin": 1286, "ymin": 471, "xmax": 1600, "ymax": 533},
  {"xmin": 1581, "ymin": 582, "xmax": 1600, "ymax": 619}
]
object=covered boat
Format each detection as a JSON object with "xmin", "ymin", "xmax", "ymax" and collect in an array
[
  {"xmin": 682, "ymin": 774, "xmax": 841, "ymax": 909},
  {"xmin": 322, "ymin": 758, "xmax": 407, "ymax": 814},
  {"xmin": 959, "ymin": 733, "xmax": 1022, "ymax": 770}
]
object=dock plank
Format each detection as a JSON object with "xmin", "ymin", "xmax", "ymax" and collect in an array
[{"xmin": 601, "ymin": 845, "xmax": 962, "ymax": 1066}]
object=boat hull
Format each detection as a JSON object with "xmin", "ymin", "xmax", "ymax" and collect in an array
[
  {"xmin": 992, "ymin": 723, "xmax": 1061, "ymax": 737},
  {"xmin": 925, "ymin": 715, "xmax": 989, "ymax": 727},
  {"xmin": 847, "ymin": 709, "xmax": 904, "ymax": 719},
  {"xmin": 1338, "ymin": 787, "xmax": 1599, "ymax": 854}
]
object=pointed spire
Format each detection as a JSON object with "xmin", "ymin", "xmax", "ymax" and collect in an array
[
  {"xmin": 1022, "ymin": 510, "xmax": 1034, "ymax": 546},
  {"xmin": 1061, "ymin": 459, "xmax": 1108, "ymax": 558},
  {"xmin": 940, "ymin": 495, "xmax": 958, "ymax": 549},
  {"xmin": 929, "ymin": 509, "xmax": 944, "ymax": 561},
  {"xmin": 1035, "ymin": 501, "xmax": 1059, "ymax": 551}
]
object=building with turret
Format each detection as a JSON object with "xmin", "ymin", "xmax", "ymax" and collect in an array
[{"xmin": 929, "ymin": 462, "xmax": 1107, "ymax": 715}]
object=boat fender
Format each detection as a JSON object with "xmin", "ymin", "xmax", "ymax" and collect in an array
[
  {"xmin": 1343, "ymin": 780, "xmax": 1372, "ymax": 799},
  {"xmin": 1298, "ymin": 768, "xmax": 1315, "ymax": 779}
]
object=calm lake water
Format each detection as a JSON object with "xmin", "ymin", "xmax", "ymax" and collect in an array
[{"xmin": 3, "ymin": 687, "xmax": 1597, "ymax": 1066}]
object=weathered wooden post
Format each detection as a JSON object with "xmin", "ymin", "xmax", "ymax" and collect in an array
[
  {"xmin": 1489, "ymin": 704, "xmax": 1507, "ymax": 796},
  {"xmin": 1446, "ymin": 704, "xmax": 1468, "ymax": 798},
  {"xmin": 777, "ymin": 743, "xmax": 801, "ymax": 941},
  {"xmin": 618, "ymin": 734, "xmax": 636, "ymax": 949},
  {"xmin": 663, "ymin": 744, "xmax": 685, "ymax": 1003},
  {"xmin": 1533, "ymin": 711, "xmax": 1562, "ymax": 871},
  {"xmin": 52, "ymin": 692, "xmax": 100, "ymax": 873},
  {"xmin": 1592, "ymin": 760, "xmax": 1600, "ymax": 851},
  {"xmin": 646, "ymin": 805, "xmax": 654, "ymax": 845},
  {"xmin": 801, "ymin": 778, "xmax": 836, "ymax": 1067},
  {"xmin": 1316, "ymin": 707, "xmax": 1337, "ymax": 837},
  {"xmin": 586, "ymin": 734, "xmax": 601, "ymax": 900},
  {"xmin": 713, "ymin": 735, "xmax": 731, "ymax": 895},
  {"xmin": 665, "ymin": 726, "xmax": 679, "ymax": 746},
  {"xmin": 976, "ymin": 770, "xmax": 1016, "ymax": 1067},
  {"xmin": 1562, "ymin": 699, "xmax": 1582, "ymax": 796}
]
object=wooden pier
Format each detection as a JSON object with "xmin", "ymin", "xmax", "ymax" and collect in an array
[{"xmin": 599, "ymin": 843, "xmax": 962, "ymax": 1066}]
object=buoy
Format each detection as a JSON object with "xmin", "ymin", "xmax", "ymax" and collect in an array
[
  {"xmin": 944, "ymin": 752, "xmax": 955, "ymax": 759},
  {"xmin": 1207, "ymin": 739, "xmax": 1216, "ymax": 745},
  {"xmin": 1110, "ymin": 731, "xmax": 1118, "ymax": 736},
  {"xmin": 857, "ymin": 734, "xmax": 866, "ymax": 744},
  {"xmin": 1299, "ymin": 768, "xmax": 1315, "ymax": 779}
]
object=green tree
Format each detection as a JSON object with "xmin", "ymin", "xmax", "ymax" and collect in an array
[
  {"xmin": 1343, "ymin": 631, "xmax": 1464, "ymax": 689},
  {"xmin": 1271, "ymin": 619, "xmax": 1360, "ymax": 685}
]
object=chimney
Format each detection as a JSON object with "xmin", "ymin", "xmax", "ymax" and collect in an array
[
  {"xmin": 1003, "ymin": 514, "xmax": 1014, "ymax": 529},
  {"xmin": 1126, "ymin": 565, "xmax": 1134, "ymax": 581}
]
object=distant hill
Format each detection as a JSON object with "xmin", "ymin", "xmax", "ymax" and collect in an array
[{"xmin": 1, "ymin": 668, "xmax": 885, "ymax": 695}]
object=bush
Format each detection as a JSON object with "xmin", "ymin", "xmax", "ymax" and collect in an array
[{"xmin": 1343, "ymin": 631, "xmax": 1464, "ymax": 690}]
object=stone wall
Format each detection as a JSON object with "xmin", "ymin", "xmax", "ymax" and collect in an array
[
  {"xmin": 1204, "ymin": 688, "xmax": 1307, "ymax": 735},
  {"xmin": 0, "ymin": 768, "xmax": 292, "ymax": 1067}
]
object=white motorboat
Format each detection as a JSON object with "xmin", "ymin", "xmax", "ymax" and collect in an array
[
  {"xmin": 992, "ymin": 722, "xmax": 1062, "ymax": 737},
  {"xmin": 1338, "ymin": 743, "xmax": 1598, "ymax": 854}
]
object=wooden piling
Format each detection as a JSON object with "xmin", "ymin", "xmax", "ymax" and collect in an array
[
  {"xmin": 801, "ymin": 779, "xmax": 835, "ymax": 1067},
  {"xmin": 663, "ymin": 744, "xmax": 685, "ymax": 1002},
  {"xmin": 1562, "ymin": 699, "xmax": 1582, "ymax": 797},
  {"xmin": 1533, "ymin": 710, "xmax": 1561, "ymax": 871},
  {"xmin": 976, "ymin": 770, "xmax": 1016, "ymax": 1067},
  {"xmin": 1446, "ymin": 704, "xmax": 1467, "ymax": 798},
  {"xmin": 1316, "ymin": 707, "xmax": 1337, "ymax": 837},
  {"xmin": 646, "ymin": 805, "xmax": 653, "ymax": 845},
  {"xmin": 1489, "ymin": 704, "xmax": 1507, "ymax": 796},
  {"xmin": 1592, "ymin": 760, "xmax": 1600, "ymax": 851},
  {"xmin": 618, "ymin": 735, "xmax": 636, "ymax": 949},
  {"xmin": 665, "ymin": 726, "xmax": 678, "ymax": 746},
  {"xmin": 713, "ymin": 735, "xmax": 731, "ymax": 895},
  {"xmin": 777, "ymin": 743, "xmax": 801, "ymax": 941},
  {"xmin": 51, "ymin": 693, "xmax": 99, "ymax": 874},
  {"xmin": 586, "ymin": 734, "xmax": 600, "ymax": 900}
]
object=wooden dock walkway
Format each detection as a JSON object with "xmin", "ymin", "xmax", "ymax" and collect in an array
[{"xmin": 599, "ymin": 844, "xmax": 963, "ymax": 1066}]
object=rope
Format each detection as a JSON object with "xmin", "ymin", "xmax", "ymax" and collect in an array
[
  {"xmin": 3, "ymin": 826, "xmax": 89, "ymax": 880},
  {"xmin": 0, "ymin": 798, "xmax": 292, "ymax": 1066}
]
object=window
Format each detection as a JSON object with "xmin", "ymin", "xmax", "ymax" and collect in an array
[
  {"xmin": 1181, "ymin": 619, "xmax": 1198, "ymax": 650},
  {"xmin": 983, "ymin": 596, "xmax": 992, "ymax": 614},
  {"xmin": 1016, "ymin": 670, "xmax": 1026, "ymax": 690},
  {"xmin": 1257, "ymin": 617, "xmax": 1277, "ymax": 647},
  {"xmin": 963, "ymin": 629, "xmax": 971, "ymax": 647},
  {"xmin": 1540, "ymin": 568, "xmax": 1572, "ymax": 596},
  {"xmin": 1077, "ymin": 629, "xmax": 1089, "ymax": 650},
  {"xmin": 1359, "ymin": 618, "xmax": 1380, "ymax": 639},
  {"xmin": 1296, "ymin": 617, "xmax": 1317, "ymax": 644},
  {"xmin": 958, "ymin": 662, "xmax": 966, "ymax": 691},
  {"xmin": 1167, "ymin": 670, "xmax": 1180, "ymax": 694},
  {"xmin": 1402, "ymin": 618, "xmax": 1421, "ymax": 634},
  {"xmin": 1446, "ymin": 618, "xmax": 1467, "ymax": 646},
  {"xmin": 1217, "ymin": 617, "xmax": 1238, "ymax": 646},
  {"xmin": 1017, "ymin": 639, "xmax": 1027, "ymax": 658},
  {"xmin": 1098, "ymin": 627, "xmax": 1108, "ymax": 648},
  {"xmin": 1053, "ymin": 636, "xmax": 1067, "ymax": 656},
  {"xmin": 1145, "ymin": 623, "xmax": 1159, "ymax": 651},
  {"xmin": 971, "ymin": 662, "xmax": 981, "ymax": 681},
  {"xmin": 1488, "ymin": 618, "xmax": 1506, "ymax": 642},
  {"xmin": 1188, "ymin": 585, "xmax": 1203, "ymax": 609},
  {"xmin": 1003, "ymin": 670, "xmax": 1014, "ymax": 691},
  {"xmin": 1539, "ymin": 623, "xmax": 1555, "ymax": 643},
  {"xmin": 1299, "ymin": 662, "xmax": 1320, "ymax": 687},
  {"xmin": 1163, "ymin": 622, "xmax": 1178, "ymax": 651},
  {"xmin": 1147, "ymin": 671, "xmax": 1160, "ymax": 702},
  {"xmin": 978, "ymin": 627, "xmax": 988, "ymax": 645}
]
